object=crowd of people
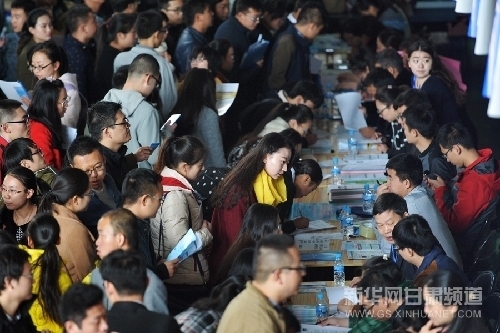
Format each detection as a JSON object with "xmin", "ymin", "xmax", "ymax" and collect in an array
[{"xmin": 0, "ymin": 0, "xmax": 497, "ymax": 331}]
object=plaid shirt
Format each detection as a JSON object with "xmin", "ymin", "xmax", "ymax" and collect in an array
[
  {"xmin": 175, "ymin": 307, "xmax": 222, "ymax": 333},
  {"xmin": 349, "ymin": 315, "xmax": 392, "ymax": 333}
]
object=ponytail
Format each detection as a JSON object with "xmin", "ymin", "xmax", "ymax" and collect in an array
[{"xmin": 154, "ymin": 136, "xmax": 206, "ymax": 173}]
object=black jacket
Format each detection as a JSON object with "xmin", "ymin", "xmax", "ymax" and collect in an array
[
  {"xmin": 107, "ymin": 302, "xmax": 181, "ymax": 333},
  {"xmin": 175, "ymin": 26, "xmax": 208, "ymax": 75},
  {"xmin": 102, "ymin": 144, "xmax": 137, "ymax": 192},
  {"xmin": 0, "ymin": 298, "xmax": 37, "ymax": 333},
  {"xmin": 418, "ymin": 139, "xmax": 457, "ymax": 183}
]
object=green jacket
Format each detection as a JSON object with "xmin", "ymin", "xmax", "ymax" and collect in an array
[{"xmin": 35, "ymin": 166, "xmax": 57, "ymax": 196}]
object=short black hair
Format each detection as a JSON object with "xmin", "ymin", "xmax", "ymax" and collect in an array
[
  {"xmin": 363, "ymin": 67, "xmax": 395, "ymax": 88},
  {"xmin": 375, "ymin": 48, "xmax": 404, "ymax": 74},
  {"xmin": 349, "ymin": 46, "xmax": 375, "ymax": 72},
  {"xmin": 110, "ymin": 0, "xmax": 137, "ymax": 13},
  {"xmin": 392, "ymin": 89, "xmax": 431, "ymax": 110},
  {"xmin": 87, "ymin": 101, "xmax": 123, "ymax": 141},
  {"xmin": 235, "ymin": 0, "xmax": 262, "ymax": 13},
  {"xmin": 136, "ymin": 10, "xmax": 164, "ymax": 39},
  {"xmin": 283, "ymin": 80, "xmax": 323, "ymax": 108},
  {"xmin": 377, "ymin": 29, "xmax": 404, "ymax": 50},
  {"xmin": 67, "ymin": 136, "xmax": 103, "ymax": 165},
  {"xmin": 183, "ymin": 0, "xmax": 210, "ymax": 26},
  {"xmin": 357, "ymin": 267, "xmax": 403, "ymax": 302},
  {"xmin": 392, "ymin": 214, "xmax": 438, "ymax": 256},
  {"xmin": 262, "ymin": 0, "xmax": 286, "ymax": 20},
  {"xmin": 0, "ymin": 246, "xmax": 29, "ymax": 291},
  {"xmin": 436, "ymin": 122, "xmax": 475, "ymax": 150},
  {"xmin": 11, "ymin": 0, "xmax": 36, "ymax": 13},
  {"xmin": 3, "ymin": 138, "xmax": 39, "ymax": 171},
  {"xmin": 60, "ymin": 284, "xmax": 104, "ymax": 328},
  {"xmin": 190, "ymin": 46, "xmax": 222, "ymax": 75},
  {"xmin": 0, "ymin": 99, "xmax": 23, "ymax": 123},
  {"xmin": 296, "ymin": 1, "xmax": 326, "ymax": 26},
  {"xmin": 372, "ymin": 193, "xmax": 408, "ymax": 216},
  {"xmin": 385, "ymin": 153, "xmax": 423, "ymax": 187},
  {"xmin": 122, "ymin": 169, "xmax": 162, "ymax": 205},
  {"xmin": 112, "ymin": 65, "xmax": 130, "ymax": 89},
  {"xmin": 100, "ymin": 249, "xmax": 148, "ymax": 296},
  {"xmin": 128, "ymin": 53, "xmax": 160, "ymax": 78},
  {"xmin": 253, "ymin": 234, "xmax": 295, "ymax": 282},
  {"xmin": 66, "ymin": 4, "xmax": 92, "ymax": 34},
  {"xmin": 294, "ymin": 158, "xmax": 322, "ymax": 184},
  {"xmin": 402, "ymin": 104, "xmax": 437, "ymax": 140},
  {"xmin": 101, "ymin": 208, "xmax": 139, "ymax": 251}
]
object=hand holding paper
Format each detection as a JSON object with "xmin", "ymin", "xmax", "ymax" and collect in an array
[{"xmin": 166, "ymin": 229, "xmax": 203, "ymax": 262}]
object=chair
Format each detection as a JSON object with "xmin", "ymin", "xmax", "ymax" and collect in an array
[
  {"xmin": 467, "ymin": 230, "xmax": 498, "ymax": 280},
  {"xmin": 483, "ymin": 292, "xmax": 500, "ymax": 333},
  {"xmin": 472, "ymin": 271, "xmax": 495, "ymax": 300}
]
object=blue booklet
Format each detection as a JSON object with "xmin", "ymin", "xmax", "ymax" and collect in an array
[{"xmin": 240, "ymin": 34, "xmax": 269, "ymax": 69}]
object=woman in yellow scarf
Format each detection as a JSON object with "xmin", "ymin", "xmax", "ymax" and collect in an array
[{"xmin": 210, "ymin": 132, "xmax": 293, "ymax": 273}]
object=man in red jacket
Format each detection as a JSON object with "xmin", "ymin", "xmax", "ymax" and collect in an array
[{"xmin": 427, "ymin": 123, "xmax": 500, "ymax": 267}]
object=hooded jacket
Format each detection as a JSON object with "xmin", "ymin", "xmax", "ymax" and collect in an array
[
  {"xmin": 103, "ymin": 89, "xmax": 161, "ymax": 169},
  {"xmin": 258, "ymin": 117, "xmax": 289, "ymax": 137}
]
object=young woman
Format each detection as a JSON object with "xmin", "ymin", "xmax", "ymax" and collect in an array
[
  {"xmin": 38, "ymin": 168, "xmax": 97, "ymax": 282},
  {"xmin": 189, "ymin": 46, "xmax": 224, "ymax": 83},
  {"xmin": 374, "ymin": 85, "xmax": 408, "ymax": 157},
  {"xmin": 94, "ymin": 13, "xmax": 137, "ymax": 100},
  {"xmin": 0, "ymin": 166, "xmax": 38, "ymax": 243},
  {"xmin": 214, "ymin": 203, "xmax": 279, "ymax": 285},
  {"xmin": 256, "ymin": 103, "xmax": 314, "ymax": 138},
  {"xmin": 210, "ymin": 132, "xmax": 293, "ymax": 272},
  {"xmin": 420, "ymin": 270, "xmax": 488, "ymax": 333},
  {"xmin": 175, "ymin": 275, "xmax": 248, "ymax": 333},
  {"xmin": 408, "ymin": 41, "xmax": 467, "ymax": 128},
  {"xmin": 151, "ymin": 136, "xmax": 213, "ymax": 313},
  {"xmin": 25, "ymin": 213, "xmax": 72, "ymax": 333},
  {"xmin": 171, "ymin": 68, "xmax": 226, "ymax": 168},
  {"xmin": 209, "ymin": 39, "xmax": 234, "ymax": 81},
  {"xmin": 205, "ymin": 0, "xmax": 230, "ymax": 41},
  {"xmin": 28, "ymin": 78, "xmax": 67, "ymax": 169},
  {"xmin": 29, "ymin": 41, "xmax": 82, "ymax": 131},
  {"xmin": 17, "ymin": 8, "xmax": 53, "ymax": 89}
]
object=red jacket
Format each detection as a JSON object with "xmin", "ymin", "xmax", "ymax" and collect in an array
[
  {"xmin": 434, "ymin": 148, "xmax": 500, "ymax": 233},
  {"xmin": 209, "ymin": 190, "xmax": 256, "ymax": 272},
  {"xmin": 0, "ymin": 136, "xmax": 8, "ymax": 180},
  {"xmin": 29, "ymin": 120, "xmax": 63, "ymax": 169}
]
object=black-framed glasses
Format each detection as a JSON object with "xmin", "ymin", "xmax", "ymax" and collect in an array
[
  {"xmin": 148, "ymin": 195, "xmax": 164, "ymax": 203},
  {"xmin": 165, "ymin": 7, "xmax": 182, "ymax": 13},
  {"xmin": 150, "ymin": 74, "xmax": 161, "ymax": 89},
  {"xmin": 280, "ymin": 263, "xmax": 307, "ymax": 273},
  {"xmin": 28, "ymin": 63, "xmax": 53, "ymax": 72},
  {"xmin": 442, "ymin": 147, "xmax": 453, "ymax": 159},
  {"xmin": 377, "ymin": 106, "xmax": 388, "ymax": 115},
  {"xmin": 107, "ymin": 117, "xmax": 130, "ymax": 128},
  {"xmin": 6, "ymin": 115, "xmax": 29, "ymax": 125},
  {"xmin": 245, "ymin": 13, "xmax": 261, "ymax": 22},
  {"xmin": 83, "ymin": 164, "xmax": 105, "ymax": 176},
  {"xmin": 31, "ymin": 148, "xmax": 43, "ymax": 156}
]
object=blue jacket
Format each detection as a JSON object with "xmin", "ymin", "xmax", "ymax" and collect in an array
[
  {"xmin": 414, "ymin": 246, "xmax": 469, "ymax": 286},
  {"xmin": 63, "ymin": 34, "xmax": 96, "ymax": 103},
  {"xmin": 175, "ymin": 27, "xmax": 208, "ymax": 75}
]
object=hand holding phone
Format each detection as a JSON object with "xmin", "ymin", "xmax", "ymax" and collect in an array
[
  {"xmin": 150, "ymin": 143, "xmax": 160, "ymax": 151},
  {"xmin": 161, "ymin": 114, "xmax": 181, "ymax": 130}
]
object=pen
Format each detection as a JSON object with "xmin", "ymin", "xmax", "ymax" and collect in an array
[
  {"xmin": 298, "ymin": 208, "xmax": 303, "ymax": 217},
  {"xmin": 376, "ymin": 180, "xmax": 381, "ymax": 185}
]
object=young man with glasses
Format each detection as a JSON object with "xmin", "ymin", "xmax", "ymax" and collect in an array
[
  {"xmin": 218, "ymin": 234, "xmax": 305, "ymax": 333},
  {"xmin": 113, "ymin": 10, "xmax": 178, "ymax": 121},
  {"xmin": 88, "ymin": 101, "xmax": 153, "ymax": 191},
  {"xmin": 0, "ymin": 99, "xmax": 30, "ymax": 180},
  {"xmin": 427, "ymin": 122, "xmax": 500, "ymax": 268},
  {"xmin": 68, "ymin": 136, "xmax": 122, "ymax": 239}
]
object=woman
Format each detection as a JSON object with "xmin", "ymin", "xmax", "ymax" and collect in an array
[
  {"xmin": 94, "ymin": 13, "xmax": 137, "ymax": 100},
  {"xmin": 214, "ymin": 203, "xmax": 279, "ymax": 285},
  {"xmin": 172, "ymin": 68, "xmax": 225, "ymax": 168},
  {"xmin": 38, "ymin": 168, "xmax": 97, "ymax": 282},
  {"xmin": 256, "ymin": 103, "xmax": 314, "ymax": 138},
  {"xmin": 17, "ymin": 8, "xmax": 53, "ymax": 89},
  {"xmin": 205, "ymin": 0, "xmax": 229, "ymax": 41},
  {"xmin": 0, "ymin": 166, "xmax": 38, "ymax": 243},
  {"xmin": 374, "ymin": 85, "xmax": 408, "ymax": 157},
  {"xmin": 189, "ymin": 46, "xmax": 225, "ymax": 83},
  {"xmin": 25, "ymin": 213, "xmax": 72, "ymax": 333},
  {"xmin": 210, "ymin": 132, "xmax": 293, "ymax": 272},
  {"xmin": 175, "ymin": 275, "xmax": 248, "ymax": 333},
  {"xmin": 28, "ymin": 78, "xmax": 67, "ymax": 169},
  {"xmin": 209, "ymin": 39, "xmax": 234, "ymax": 82},
  {"xmin": 151, "ymin": 136, "xmax": 213, "ymax": 314},
  {"xmin": 420, "ymin": 270, "xmax": 488, "ymax": 333},
  {"xmin": 29, "ymin": 41, "xmax": 82, "ymax": 131}
]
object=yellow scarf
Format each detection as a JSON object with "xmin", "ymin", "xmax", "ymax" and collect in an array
[{"xmin": 253, "ymin": 170, "xmax": 287, "ymax": 206}]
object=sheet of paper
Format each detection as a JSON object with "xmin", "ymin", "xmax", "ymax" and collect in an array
[
  {"xmin": 309, "ymin": 138, "xmax": 332, "ymax": 149},
  {"xmin": 325, "ymin": 286, "xmax": 359, "ymax": 304},
  {"xmin": 62, "ymin": 126, "xmax": 77, "ymax": 150},
  {"xmin": 294, "ymin": 233, "xmax": 341, "ymax": 251},
  {"xmin": 300, "ymin": 324, "xmax": 350, "ymax": 333},
  {"xmin": 290, "ymin": 203, "xmax": 335, "ymax": 220},
  {"xmin": 346, "ymin": 250, "xmax": 384, "ymax": 260},
  {"xmin": 342, "ymin": 240, "xmax": 381, "ymax": 251},
  {"xmin": 287, "ymin": 305, "xmax": 317, "ymax": 324},
  {"xmin": 216, "ymin": 83, "xmax": 239, "ymax": 116},
  {"xmin": 0, "ymin": 80, "xmax": 29, "ymax": 109},
  {"xmin": 335, "ymin": 92, "xmax": 367, "ymax": 130},
  {"xmin": 299, "ymin": 281, "xmax": 327, "ymax": 293},
  {"xmin": 166, "ymin": 229, "xmax": 203, "ymax": 262}
]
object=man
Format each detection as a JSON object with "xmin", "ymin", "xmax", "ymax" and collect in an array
[
  {"xmin": 276, "ymin": 0, "xmax": 323, "ymax": 36},
  {"xmin": 0, "ymin": 246, "xmax": 37, "ymax": 333},
  {"xmin": 63, "ymin": 4, "xmax": 98, "ymax": 103},
  {"xmin": 105, "ymin": 54, "xmax": 165, "ymax": 169},
  {"xmin": 0, "ymin": 0, "xmax": 35, "ymax": 81},
  {"xmin": 0, "ymin": 99, "xmax": 29, "ymax": 179},
  {"xmin": 376, "ymin": 153, "xmax": 462, "ymax": 268},
  {"xmin": 92, "ymin": 208, "xmax": 169, "ymax": 314},
  {"xmin": 392, "ymin": 88, "xmax": 432, "ymax": 121},
  {"xmin": 60, "ymin": 283, "xmax": 108, "ymax": 333},
  {"xmin": 268, "ymin": 2, "xmax": 325, "ymax": 91},
  {"xmin": 100, "ymin": 250, "xmax": 180, "ymax": 333},
  {"xmin": 217, "ymin": 234, "xmax": 305, "ymax": 333},
  {"xmin": 87, "ymin": 101, "xmax": 152, "ymax": 191},
  {"xmin": 68, "ymin": 136, "xmax": 122, "ymax": 238},
  {"xmin": 114, "ymin": 10, "xmax": 177, "ymax": 120},
  {"xmin": 392, "ymin": 214, "xmax": 468, "ymax": 286},
  {"xmin": 160, "ymin": 0, "xmax": 185, "ymax": 67},
  {"xmin": 110, "ymin": 0, "xmax": 138, "ymax": 13},
  {"xmin": 374, "ymin": 48, "xmax": 412, "ymax": 87},
  {"xmin": 428, "ymin": 123, "xmax": 500, "ymax": 267},
  {"xmin": 401, "ymin": 104, "xmax": 456, "ymax": 184},
  {"xmin": 175, "ymin": 0, "xmax": 213, "ymax": 75},
  {"xmin": 121, "ymin": 168, "xmax": 179, "ymax": 279}
]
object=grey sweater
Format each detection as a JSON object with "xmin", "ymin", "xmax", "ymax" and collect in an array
[{"xmin": 193, "ymin": 107, "xmax": 226, "ymax": 168}]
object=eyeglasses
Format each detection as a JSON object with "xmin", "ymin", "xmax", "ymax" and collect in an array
[
  {"xmin": 1, "ymin": 187, "xmax": 26, "ymax": 196},
  {"xmin": 377, "ymin": 106, "xmax": 388, "ymax": 115},
  {"xmin": 191, "ymin": 57, "xmax": 206, "ymax": 63},
  {"xmin": 60, "ymin": 97, "xmax": 71, "ymax": 108},
  {"xmin": 83, "ymin": 191, "xmax": 95, "ymax": 198},
  {"xmin": 442, "ymin": 147, "xmax": 453, "ymax": 159},
  {"xmin": 107, "ymin": 118, "xmax": 130, "ymax": 128},
  {"xmin": 28, "ymin": 63, "xmax": 53, "ymax": 72},
  {"xmin": 21, "ymin": 274, "xmax": 33, "ymax": 280},
  {"xmin": 83, "ymin": 164, "xmax": 105, "ymax": 176},
  {"xmin": 150, "ymin": 74, "xmax": 162, "ymax": 89},
  {"xmin": 32, "ymin": 148, "xmax": 43, "ymax": 156},
  {"xmin": 148, "ymin": 195, "xmax": 164, "ymax": 203},
  {"xmin": 165, "ymin": 7, "xmax": 182, "ymax": 13},
  {"xmin": 245, "ymin": 13, "xmax": 261, "ymax": 22},
  {"xmin": 280, "ymin": 263, "xmax": 307, "ymax": 273},
  {"xmin": 392, "ymin": 244, "xmax": 401, "ymax": 251},
  {"xmin": 6, "ymin": 115, "xmax": 29, "ymax": 125}
]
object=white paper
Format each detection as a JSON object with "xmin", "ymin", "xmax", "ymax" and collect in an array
[
  {"xmin": 455, "ymin": 0, "xmax": 473, "ymax": 13},
  {"xmin": 299, "ymin": 281, "xmax": 327, "ymax": 293},
  {"xmin": 300, "ymin": 324, "xmax": 350, "ymax": 333},
  {"xmin": 62, "ymin": 126, "xmax": 77, "ymax": 150},
  {"xmin": 166, "ymin": 229, "xmax": 203, "ymax": 262},
  {"xmin": 216, "ymin": 83, "xmax": 239, "ymax": 116},
  {"xmin": 346, "ymin": 250, "xmax": 384, "ymax": 260},
  {"xmin": 162, "ymin": 114, "xmax": 180, "ymax": 129},
  {"xmin": 294, "ymin": 233, "xmax": 342, "ymax": 251},
  {"xmin": 326, "ymin": 286, "xmax": 359, "ymax": 304},
  {"xmin": 292, "ymin": 221, "xmax": 338, "ymax": 235},
  {"xmin": 341, "ymin": 240, "xmax": 381, "ymax": 251},
  {"xmin": 0, "ymin": 80, "xmax": 29, "ymax": 109},
  {"xmin": 474, "ymin": 0, "xmax": 496, "ymax": 54},
  {"xmin": 335, "ymin": 92, "xmax": 367, "ymax": 130}
]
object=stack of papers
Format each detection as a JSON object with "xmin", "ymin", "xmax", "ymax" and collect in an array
[
  {"xmin": 299, "ymin": 281, "xmax": 327, "ymax": 293},
  {"xmin": 216, "ymin": 83, "xmax": 238, "ymax": 116},
  {"xmin": 166, "ymin": 229, "xmax": 203, "ymax": 262},
  {"xmin": 325, "ymin": 286, "xmax": 359, "ymax": 304},
  {"xmin": 294, "ymin": 233, "xmax": 343, "ymax": 251},
  {"xmin": 341, "ymin": 240, "xmax": 383, "ymax": 260},
  {"xmin": 291, "ymin": 220, "xmax": 336, "ymax": 235},
  {"xmin": 300, "ymin": 252, "xmax": 342, "ymax": 261},
  {"xmin": 300, "ymin": 324, "xmax": 350, "ymax": 332},
  {"xmin": 287, "ymin": 305, "xmax": 317, "ymax": 324},
  {"xmin": 290, "ymin": 203, "xmax": 336, "ymax": 220}
]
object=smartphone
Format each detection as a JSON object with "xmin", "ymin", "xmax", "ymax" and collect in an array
[
  {"xmin": 150, "ymin": 143, "xmax": 160, "ymax": 151},
  {"xmin": 0, "ymin": 27, "xmax": 7, "ymax": 39},
  {"xmin": 161, "ymin": 114, "xmax": 181, "ymax": 131}
]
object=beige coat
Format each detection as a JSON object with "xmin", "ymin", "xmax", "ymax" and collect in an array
[
  {"xmin": 151, "ymin": 167, "xmax": 213, "ymax": 285},
  {"xmin": 53, "ymin": 204, "xmax": 97, "ymax": 282}
]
